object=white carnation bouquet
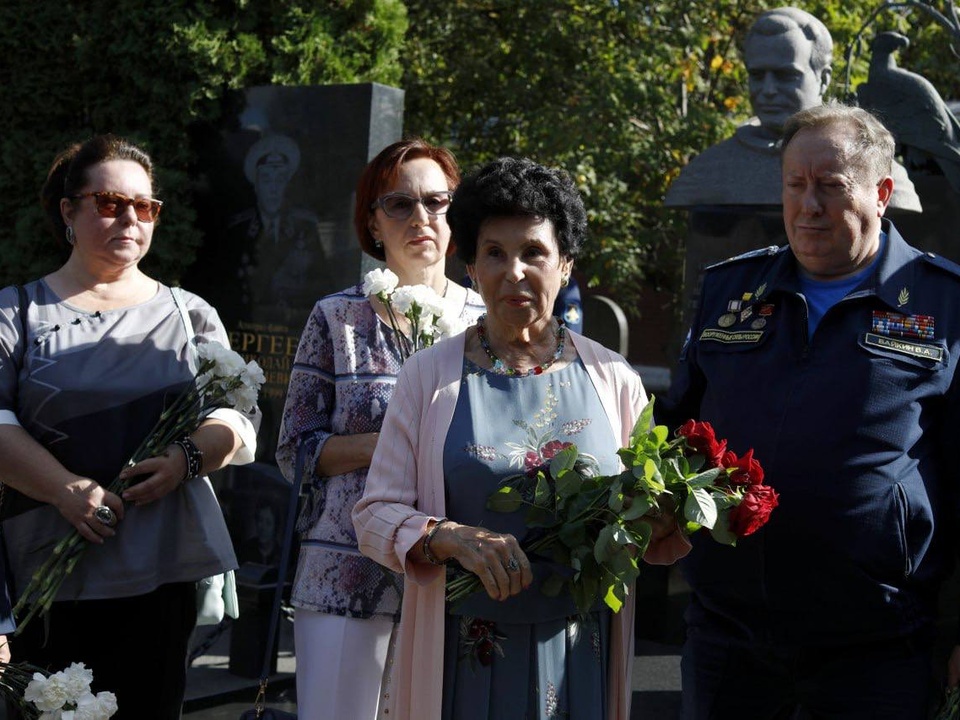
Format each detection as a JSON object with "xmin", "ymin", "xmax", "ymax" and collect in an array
[
  {"xmin": 1, "ymin": 660, "xmax": 117, "ymax": 719},
  {"xmin": 362, "ymin": 268, "xmax": 467, "ymax": 361},
  {"xmin": 13, "ymin": 341, "xmax": 264, "ymax": 631}
]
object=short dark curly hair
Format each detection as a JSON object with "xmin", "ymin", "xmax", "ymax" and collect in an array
[{"xmin": 449, "ymin": 157, "xmax": 587, "ymax": 264}]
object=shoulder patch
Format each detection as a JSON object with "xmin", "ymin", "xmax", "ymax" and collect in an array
[
  {"xmin": 920, "ymin": 251, "xmax": 960, "ymax": 280},
  {"xmin": 705, "ymin": 245, "xmax": 784, "ymax": 271}
]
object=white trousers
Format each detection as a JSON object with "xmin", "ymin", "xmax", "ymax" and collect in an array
[{"xmin": 294, "ymin": 608, "xmax": 395, "ymax": 720}]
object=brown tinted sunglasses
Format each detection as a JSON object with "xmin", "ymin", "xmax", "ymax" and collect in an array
[{"xmin": 71, "ymin": 191, "xmax": 163, "ymax": 223}]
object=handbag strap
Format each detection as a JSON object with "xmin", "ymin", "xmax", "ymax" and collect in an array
[
  {"xmin": 0, "ymin": 286, "xmax": 30, "ymax": 600},
  {"xmin": 257, "ymin": 442, "xmax": 307, "ymax": 683},
  {"xmin": 170, "ymin": 286, "xmax": 198, "ymax": 372}
]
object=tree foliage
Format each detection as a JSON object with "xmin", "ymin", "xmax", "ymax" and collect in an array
[
  {"xmin": 399, "ymin": 0, "xmax": 960, "ymax": 315},
  {"xmin": 1, "ymin": 0, "xmax": 958, "ymax": 313},
  {"xmin": 0, "ymin": 0, "xmax": 407, "ymax": 287}
]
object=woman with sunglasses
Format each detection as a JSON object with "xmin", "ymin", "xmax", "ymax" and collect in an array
[
  {"xmin": 276, "ymin": 138, "xmax": 483, "ymax": 720},
  {"xmin": 0, "ymin": 134, "xmax": 257, "ymax": 718}
]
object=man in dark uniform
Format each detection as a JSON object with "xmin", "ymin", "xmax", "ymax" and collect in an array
[
  {"xmin": 658, "ymin": 103, "xmax": 960, "ymax": 718},
  {"xmin": 228, "ymin": 133, "xmax": 333, "ymax": 323}
]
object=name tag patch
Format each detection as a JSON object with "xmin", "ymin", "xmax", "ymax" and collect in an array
[
  {"xmin": 864, "ymin": 332, "xmax": 944, "ymax": 362},
  {"xmin": 699, "ymin": 329, "xmax": 764, "ymax": 344}
]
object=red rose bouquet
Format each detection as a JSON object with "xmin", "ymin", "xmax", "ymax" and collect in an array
[{"xmin": 446, "ymin": 397, "xmax": 779, "ymax": 613}]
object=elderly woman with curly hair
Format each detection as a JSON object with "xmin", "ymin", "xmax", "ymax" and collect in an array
[{"xmin": 354, "ymin": 157, "xmax": 689, "ymax": 720}]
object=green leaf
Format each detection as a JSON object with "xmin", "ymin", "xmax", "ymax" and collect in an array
[
  {"xmin": 559, "ymin": 521, "xmax": 587, "ymax": 548},
  {"xmin": 549, "ymin": 445, "xmax": 579, "ymax": 477},
  {"xmin": 685, "ymin": 467, "xmax": 723, "ymax": 489},
  {"xmin": 611, "ymin": 525, "xmax": 633, "ymax": 546},
  {"xmin": 622, "ymin": 521, "xmax": 652, "ymax": 552},
  {"xmin": 639, "ymin": 460, "xmax": 666, "ymax": 494},
  {"xmin": 710, "ymin": 511, "xmax": 738, "ymax": 546},
  {"xmin": 603, "ymin": 583, "xmax": 624, "ymax": 613},
  {"xmin": 643, "ymin": 457, "xmax": 658, "ymax": 482},
  {"xmin": 556, "ymin": 467, "xmax": 582, "ymax": 499},
  {"xmin": 593, "ymin": 524, "xmax": 616, "ymax": 564},
  {"xmin": 711, "ymin": 490, "xmax": 738, "ymax": 511},
  {"xmin": 572, "ymin": 571, "xmax": 599, "ymax": 615},
  {"xmin": 525, "ymin": 505, "xmax": 561, "ymax": 528},
  {"xmin": 622, "ymin": 494, "xmax": 652, "ymax": 520},
  {"xmin": 652, "ymin": 424, "xmax": 669, "ymax": 446},
  {"xmin": 608, "ymin": 547, "xmax": 640, "ymax": 582},
  {"xmin": 607, "ymin": 481, "xmax": 624, "ymax": 512},
  {"xmin": 684, "ymin": 487, "xmax": 718, "ymax": 529},
  {"xmin": 629, "ymin": 397, "xmax": 655, "ymax": 446},
  {"xmin": 534, "ymin": 473, "xmax": 552, "ymax": 508},
  {"xmin": 487, "ymin": 486, "xmax": 523, "ymax": 513}
]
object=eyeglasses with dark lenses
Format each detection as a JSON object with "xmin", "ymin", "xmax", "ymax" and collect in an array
[
  {"xmin": 371, "ymin": 191, "xmax": 453, "ymax": 220},
  {"xmin": 71, "ymin": 191, "xmax": 163, "ymax": 223}
]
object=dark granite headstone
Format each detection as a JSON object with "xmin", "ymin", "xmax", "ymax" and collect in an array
[{"xmin": 185, "ymin": 83, "xmax": 404, "ymax": 463}]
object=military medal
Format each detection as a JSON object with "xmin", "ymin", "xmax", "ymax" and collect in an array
[
  {"xmin": 718, "ymin": 313, "xmax": 736, "ymax": 328},
  {"xmin": 751, "ymin": 318, "xmax": 766, "ymax": 329}
]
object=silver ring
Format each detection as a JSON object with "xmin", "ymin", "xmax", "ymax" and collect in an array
[
  {"xmin": 506, "ymin": 556, "xmax": 520, "ymax": 573},
  {"xmin": 94, "ymin": 505, "xmax": 117, "ymax": 527}
]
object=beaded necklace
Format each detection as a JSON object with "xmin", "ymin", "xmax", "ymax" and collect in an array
[{"xmin": 475, "ymin": 314, "xmax": 566, "ymax": 376}]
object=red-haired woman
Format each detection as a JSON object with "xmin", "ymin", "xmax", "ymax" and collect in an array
[{"xmin": 276, "ymin": 138, "xmax": 483, "ymax": 720}]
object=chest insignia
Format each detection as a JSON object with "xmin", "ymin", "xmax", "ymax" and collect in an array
[
  {"xmin": 700, "ymin": 328, "xmax": 764, "ymax": 344},
  {"xmin": 897, "ymin": 287, "xmax": 909, "ymax": 307},
  {"xmin": 717, "ymin": 313, "xmax": 737, "ymax": 328},
  {"xmin": 864, "ymin": 333, "xmax": 943, "ymax": 362},
  {"xmin": 871, "ymin": 310, "xmax": 934, "ymax": 341}
]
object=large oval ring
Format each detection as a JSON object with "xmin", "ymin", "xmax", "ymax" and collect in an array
[
  {"xmin": 506, "ymin": 556, "xmax": 520, "ymax": 573},
  {"xmin": 94, "ymin": 505, "xmax": 117, "ymax": 528}
]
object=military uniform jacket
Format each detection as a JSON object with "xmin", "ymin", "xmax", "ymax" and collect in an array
[{"xmin": 657, "ymin": 219, "xmax": 960, "ymax": 646}]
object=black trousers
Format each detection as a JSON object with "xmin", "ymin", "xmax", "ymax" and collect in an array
[
  {"xmin": 9, "ymin": 582, "xmax": 197, "ymax": 720},
  {"xmin": 681, "ymin": 626, "xmax": 936, "ymax": 720}
]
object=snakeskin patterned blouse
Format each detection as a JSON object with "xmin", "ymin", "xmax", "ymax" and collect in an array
[{"xmin": 276, "ymin": 283, "xmax": 484, "ymax": 619}]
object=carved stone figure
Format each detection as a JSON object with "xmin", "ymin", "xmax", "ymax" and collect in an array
[
  {"xmin": 858, "ymin": 31, "xmax": 960, "ymax": 193},
  {"xmin": 665, "ymin": 7, "xmax": 921, "ymax": 211}
]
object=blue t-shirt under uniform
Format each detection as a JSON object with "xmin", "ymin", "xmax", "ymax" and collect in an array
[{"xmin": 799, "ymin": 232, "xmax": 886, "ymax": 336}]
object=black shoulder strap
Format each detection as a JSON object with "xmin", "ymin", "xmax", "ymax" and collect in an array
[{"xmin": 258, "ymin": 442, "xmax": 307, "ymax": 681}]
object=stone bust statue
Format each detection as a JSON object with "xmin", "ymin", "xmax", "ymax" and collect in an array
[{"xmin": 665, "ymin": 6, "xmax": 921, "ymax": 211}]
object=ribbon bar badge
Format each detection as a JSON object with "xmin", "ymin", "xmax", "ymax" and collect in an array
[{"xmin": 871, "ymin": 311, "xmax": 934, "ymax": 341}]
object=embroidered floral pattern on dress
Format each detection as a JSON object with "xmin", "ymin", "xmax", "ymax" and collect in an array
[
  {"xmin": 458, "ymin": 616, "xmax": 506, "ymax": 670},
  {"xmin": 464, "ymin": 443, "xmax": 499, "ymax": 462},
  {"xmin": 560, "ymin": 418, "xmax": 591, "ymax": 435},
  {"xmin": 544, "ymin": 681, "xmax": 561, "ymax": 717},
  {"xmin": 502, "ymin": 382, "xmax": 597, "ymax": 477}
]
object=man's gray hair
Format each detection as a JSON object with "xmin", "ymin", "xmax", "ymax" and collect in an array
[
  {"xmin": 781, "ymin": 103, "xmax": 895, "ymax": 184},
  {"xmin": 745, "ymin": 7, "xmax": 833, "ymax": 75}
]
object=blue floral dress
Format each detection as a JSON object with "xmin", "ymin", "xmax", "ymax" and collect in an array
[{"xmin": 441, "ymin": 358, "xmax": 621, "ymax": 719}]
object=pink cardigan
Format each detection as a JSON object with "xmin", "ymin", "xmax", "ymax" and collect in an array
[{"xmin": 353, "ymin": 330, "xmax": 690, "ymax": 719}]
